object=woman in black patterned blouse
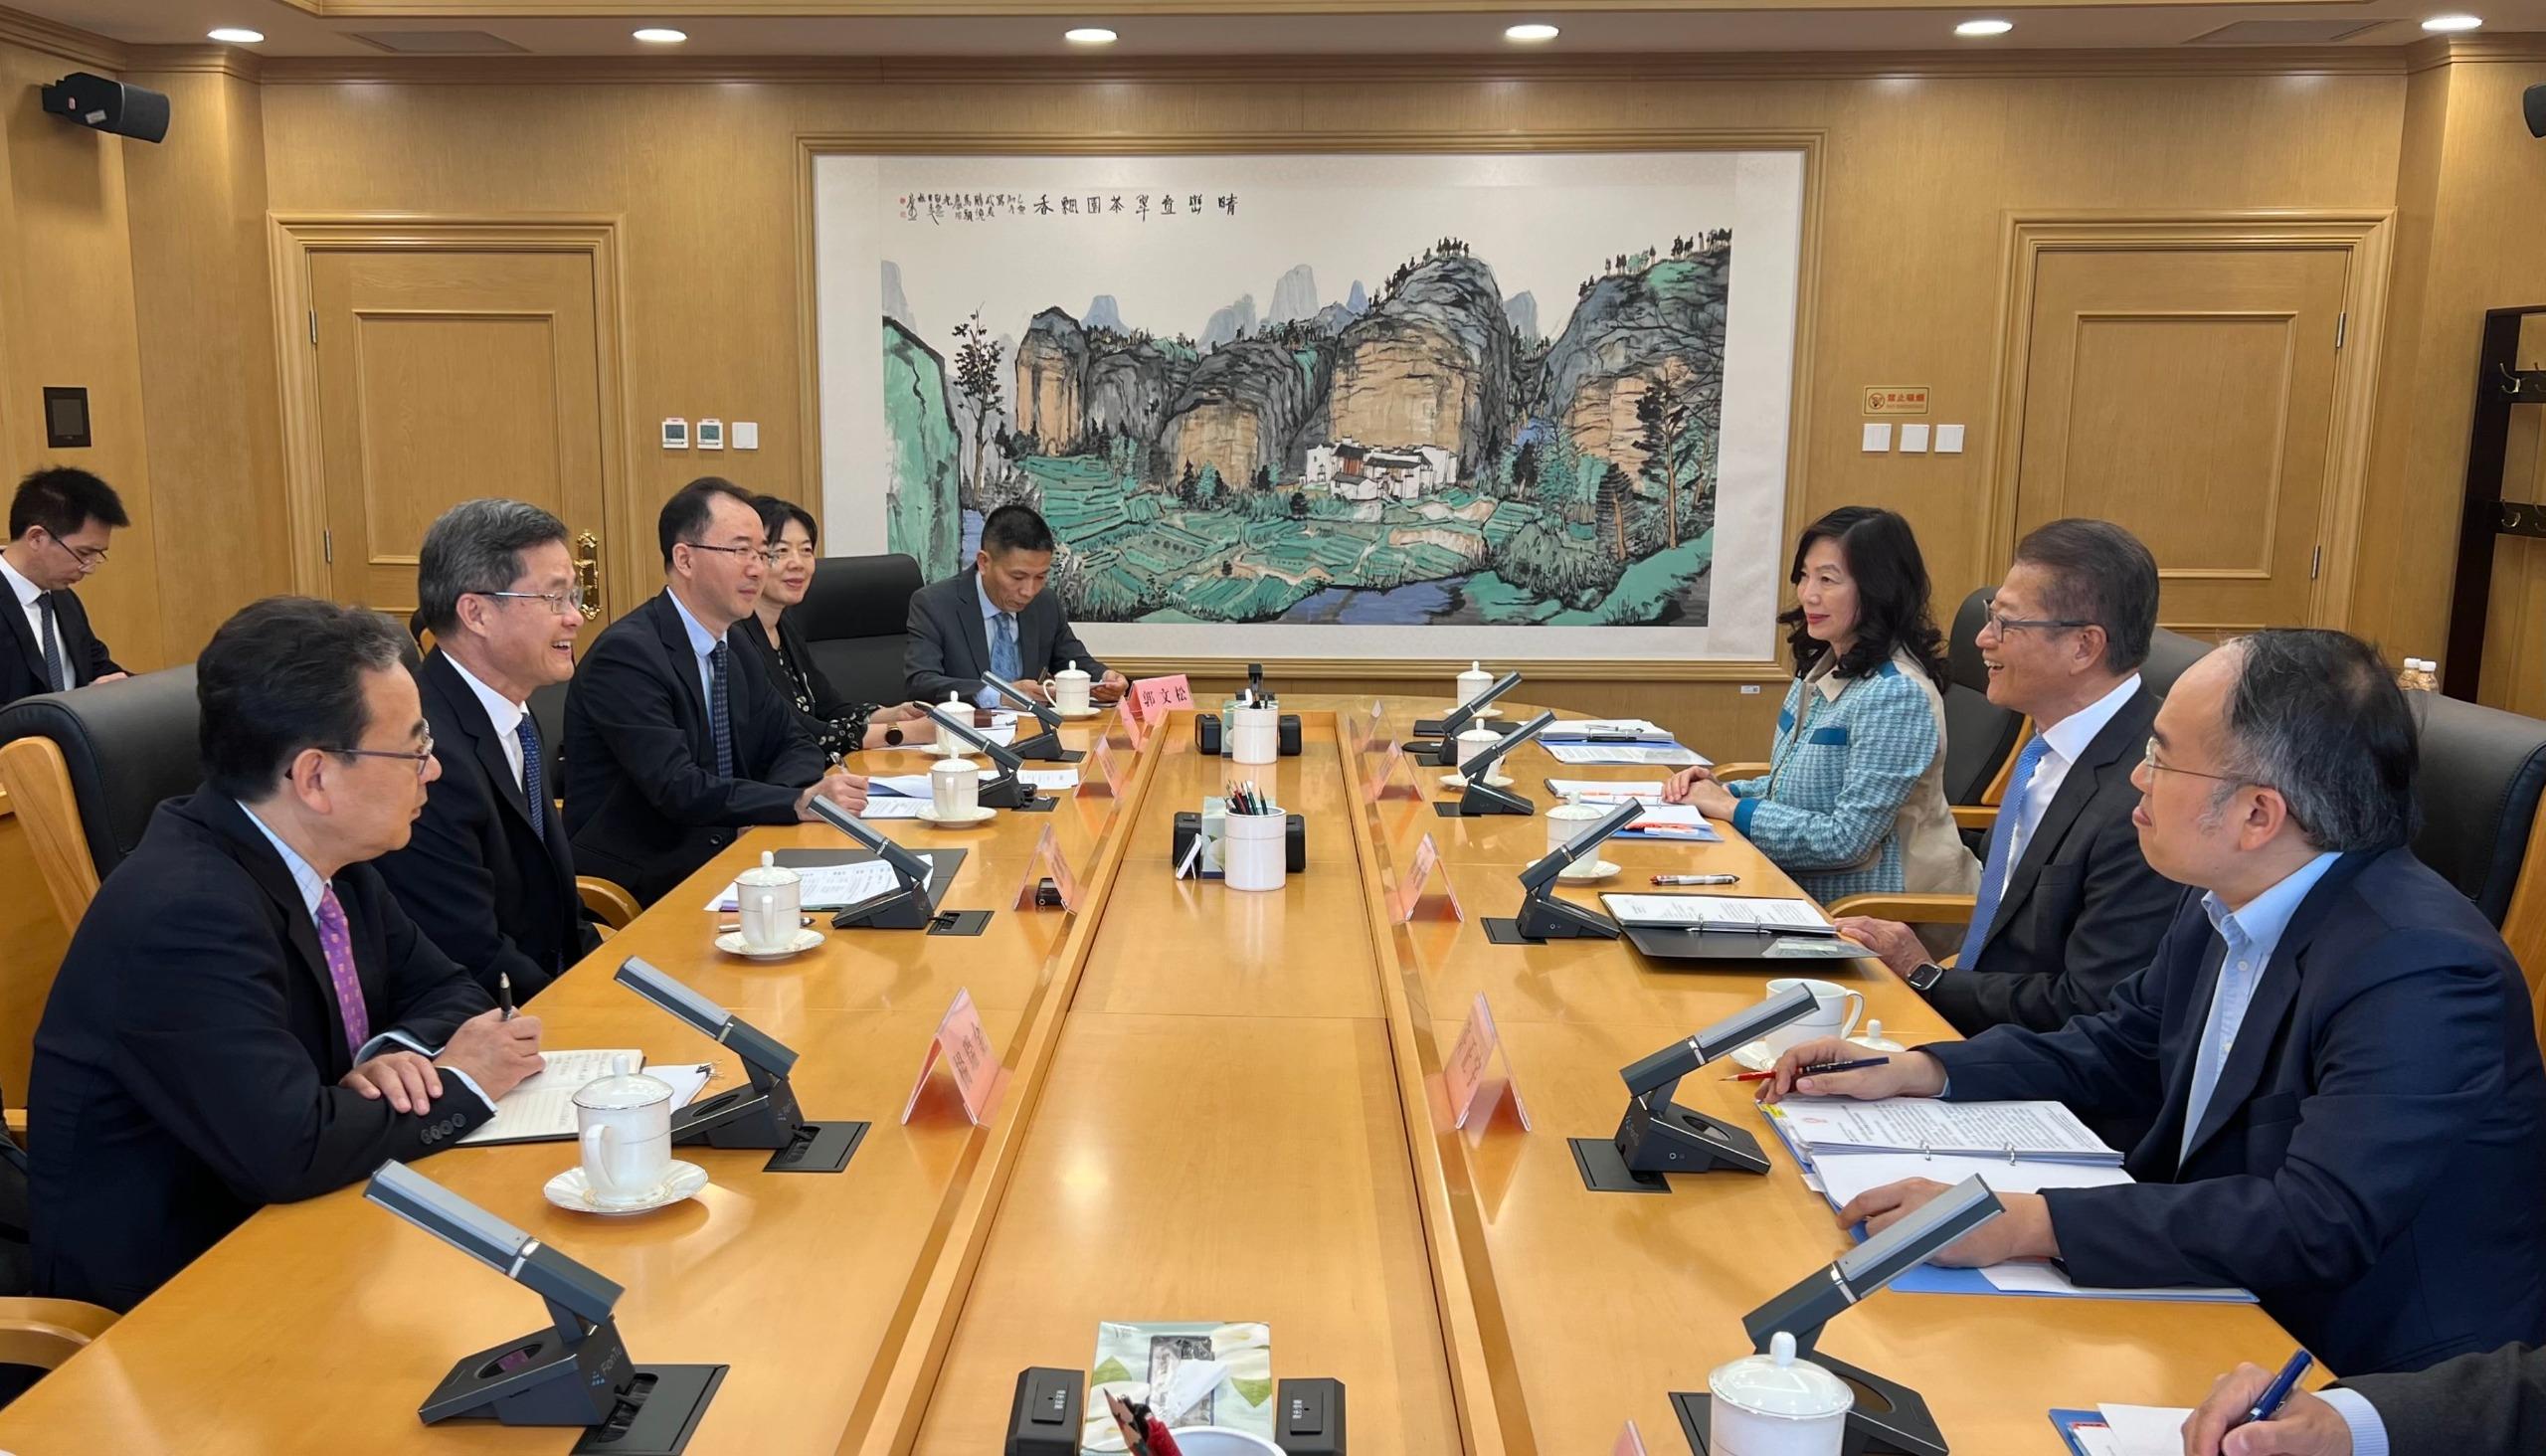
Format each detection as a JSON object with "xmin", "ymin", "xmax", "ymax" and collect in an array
[{"xmin": 736, "ymin": 495, "xmax": 935, "ymax": 760}]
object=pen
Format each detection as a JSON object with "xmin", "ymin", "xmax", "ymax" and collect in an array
[
  {"xmin": 497, "ymin": 972, "xmax": 514, "ymax": 1022},
  {"xmin": 2231, "ymin": 1350, "xmax": 2314, "ymax": 1431},
  {"xmin": 1653, "ymin": 873, "xmax": 1740, "ymax": 886},
  {"xmin": 1727, "ymin": 1056, "xmax": 1888, "ymax": 1083}
]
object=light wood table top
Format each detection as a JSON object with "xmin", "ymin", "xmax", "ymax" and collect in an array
[{"xmin": 0, "ymin": 698, "xmax": 2298, "ymax": 1455}]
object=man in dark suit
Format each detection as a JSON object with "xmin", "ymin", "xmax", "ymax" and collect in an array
[
  {"xmin": 1839, "ymin": 520, "xmax": 2183, "ymax": 1032},
  {"xmin": 376, "ymin": 499, "xmax": 598, "ymax": 1003},
  {"xmin": 904, "ymin": 502, "xmax": 1123, "ymax": 707},
  {"xmin": 2187, "ymin": 1343, "xmax": 2546, "ymax": 1455},
  {"xmin": 0, "ymin": 466, "xmax": 129, "ymax": 707},
  {"xmin": 28, "ymin": 598, "xmax": 546, "ymax": 1310},
  {"xmin": 1761, "ymin": 630, "xmax": 2546, "ymax": 1376},
  {"xmin": 565, "ymin": 477, "xmax": 867, "ymax": 905}
]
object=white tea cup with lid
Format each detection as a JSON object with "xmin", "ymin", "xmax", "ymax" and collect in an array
[
  {"xmin": 1049, "ymin": 659, "xmax": 1093, "ymax": 715},
  {"xmin": 929, "ymin": 691, "xmax": 967, "ymax": 757},
  {"xmin": 573, "ymin": 1055, "xmax": 675, "ymax": 1208},
  {"xmin": 734, "ymin": 850, "xmax": 802, "ymax": 954},
  {"xmin": 1455, "ymin": 659, "xmax": 1495, "ymax": 714},
  {"xmin": 931, "ymin": 756, "xmax": 980, "ymax": 819},
  {"xmin": 1709, "ymin": 1330, "xmax": 1853, "ymax": 1456}
]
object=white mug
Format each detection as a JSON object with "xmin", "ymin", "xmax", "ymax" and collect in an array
[
  {"xmin": 1760, "ymin": 977, "xmax": 1865, "ymax": 1059},
  {"xmin": 931, "ymin": 756, "xmax": 980, "ymax": 819},
  {"xmin": 1050, "ymin": 659, "xmax": 1092, "ymax": 715},
  {"xmin": 1546, "ymin": 800, "xmax": 1611, "ymax": 855},
  {"xmin": 734, "ymin": 851, "xmax": 802, "ymax": 954},
  {"xmin": 1709, "ymin": 1331, "xmax": 1852, "ymax": 1456},
  {"xmin": 1455, "ymin": 726, "xmax": 1502, "ymax": 777},
  {"xmin": 573, "ymin": 1060, "xmax": 674, "ymax": 1208},
  {"xmin": 929, "ymin": 692, "xmax": 967, "ymax": 757},
  {"xmin": 1455, "ymin": 659, "xmax": 1494, "ymax": 711}
]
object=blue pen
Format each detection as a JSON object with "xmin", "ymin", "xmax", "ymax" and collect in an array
[{"xmin": 2231, "ymin": 1349, "xmax": 2313, "ymax": 1430}]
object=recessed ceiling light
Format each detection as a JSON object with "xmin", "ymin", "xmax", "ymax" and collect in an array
[
  {"xmin": 1955, "ymin": 18, "xmax": 2015, "ymax": 37},
  {"xmin": 1505, "ymin": 23, "xmax": 1560, "ymax": 43},
  {"xmin": 207, "ymin": 27, "xmax": 264, "ymax": 44},
  {"xmin": 2421, "ymin": 14, "xmax": 2483, "ymax": 31},
  {"xmin": 1065, "ymin": 27, "xmax": 1119, "ymax": 46},
  {"xmin": 632, "ymin": 28, "xmax": 687, "ymax": 44}
]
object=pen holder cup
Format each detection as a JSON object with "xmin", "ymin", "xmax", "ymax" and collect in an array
[
  {"xmin": 1222, "ymin": 810, "xmax": 1288, "ymax": 891},
  {"xmin": 1228, "ymin": 705, "xmax": 1281, "ymax": 765}
]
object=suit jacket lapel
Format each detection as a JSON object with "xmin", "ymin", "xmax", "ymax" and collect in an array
[
  {"xmin": 960, "ymin": 572, "xmax": 994, "ymax": 678},
  {"xmin": 0, "ymin": 587, "xmax": 42, "ymax": 689},
  {"xmin": 1976, "ymin": 687, "xmax": 2149, "ymax": 961},
  {"xmin": 425, "ymin": 651, "xmax": 540, "ymax": 839},
  {"xmin": 646, "ymin": 594, "xmax": 712, "ymax": 748},
  {"xmin": 198, "ymin": 795, "xmax": 358, "ymax": 1066}
]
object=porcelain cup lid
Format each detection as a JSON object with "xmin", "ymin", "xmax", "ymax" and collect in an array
[{"xmin": 1709, "ymin": 1332, "xmax": 1852, "ymax": 1420}]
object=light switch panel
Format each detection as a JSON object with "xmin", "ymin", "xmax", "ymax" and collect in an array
[
  {"xmin": 1900, "ymin": 423, "xmax": 1930, "ymax": 454},
  {"xmin": 1936, "ymin": 424, "xmax": 1966, "ymax": 455},
  {"xmin": 1861, "ymin": 423, "xmax": 1892, "ymax": 454},
  {"xmin": 733, "ymin": 421, "xmax": 760, "ymax": 451}
]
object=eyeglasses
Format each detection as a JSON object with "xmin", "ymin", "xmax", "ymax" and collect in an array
[
  {"xmin": 682, "ymin": 540, "xmax": 765, "ymax": 562},
  {"xmin": 39, "ymin": 530, "xmax": 106, "ymax": 571},
  {"xmin": 764, "ymin": 544, "xmax": 818, "ymax": 564},
  {"xmin": 2141, "ymin": 737, "xmax": 2242, "ymax": 785},
  {"xmin": 473, "ymin": 586, "xmax": 591, "ymax": 616},
  {"xmin": 331, "ymin": 732, "xmax": 436, "ymax": 778},
  {"xmin": 1982, "ymin": 596, "xmax": 2092, "ymax": 637}
]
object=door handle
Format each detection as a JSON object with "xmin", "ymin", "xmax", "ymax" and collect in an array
[{"xmin": 574, "ymin": 531, "xmax": 602, "ymax": 621}]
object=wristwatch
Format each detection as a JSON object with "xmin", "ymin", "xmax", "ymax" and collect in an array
[
  {"xmin": 882, "ymin": 726, "xmax": 904, "ymax": 747},
  {"xmin": 1906, "ymin": 961, "xmax": 1947, "ymax": 994}
]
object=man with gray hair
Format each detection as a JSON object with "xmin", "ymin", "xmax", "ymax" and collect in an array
[
  {"xmin": 375, "ymin": 498, "xmax": 597, "ymax": 1003},
  {"xmin": 1841, "ymin": 519, "xmax": 2181, "ymax": 1032},
  {"xmin": 1759, "ymin": 629, "xmax": 2546, "ymax": 1376}
]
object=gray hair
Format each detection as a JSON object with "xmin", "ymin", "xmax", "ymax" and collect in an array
[
  {"xmin": 2209, "ymin": 630, "xmax": 2418, "ymax": 851},
  {"xmin": 417, "ymin": 498, "xmax": 568, "ymax": 637},
  {"xmin": 2012, "ymin": 518, "xmax": 2158, "ymax": 673}
]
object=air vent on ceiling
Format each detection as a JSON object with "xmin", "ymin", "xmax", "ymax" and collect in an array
[
  {"xmin": 2183, "ymin": 19, "xmax": 2394, "ymax": 45},
  {"xmin": 349, "ymin": 30, "xmax": 530, "ymax": 55}
]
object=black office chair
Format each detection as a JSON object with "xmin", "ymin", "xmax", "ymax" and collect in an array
[
  {"xmin": 2139, "ymin": 628, "xmax": 2213, "ymax": 699},
  {"xmin": 792, "ymin": 553, "xmax": 924, "ymax": 706},
  {"xmin": 2409, "ymin": 690, "xmax": 2546, "ymax": 931},
  {"xmin": 0, "ymin": 665, "xmax": 202, "ymax": 936},
  {"xmin": 1942, "ymin": 588, "xmax": 2026, "ymax": 822},
  {"xmin": 527, "ymin": 681, "xmax": 568, "ymax": 772}
]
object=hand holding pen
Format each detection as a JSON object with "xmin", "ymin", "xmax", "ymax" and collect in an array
[{"xmin": 2179, "ymin": 1351, "xmax": 2333, "ymax": 1456}]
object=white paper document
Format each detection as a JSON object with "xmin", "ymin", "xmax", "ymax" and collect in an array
[
  {"xmin": 1811, "ymin": 1151, "xmax": 2135, "ymax": 1211},
  {"xmin": 1767, "ymin": 1097, "xmax": 2121, "ymax": 1163},
  {"xmin": 1609, "ymin": 803, "xmax": 1723, "ymax": 841},
  {"xmin": 1545, "ymin": 779, "xmax": 1672, "ymax": 803},
  {"xmin": 857, "ymin": 797, "xmax": 930, "ymax": 819},
  {"xmin": 1546, "ymin": 742, "xmax": 1707, "ymax": 767},
  {"xmin": 2094, "ymin": 1405, "xmax": 2197, "ymax": 1456},
  {"xmin": 1543, "ymin": 718, "xmax": 1672, "ymax": 741},
  {"xmin": 456, "ymin": 1051, "xmax": 713, "ymax": 1146},
  {"xmin": 704, "ymin": 853, "xmax": 935, "ymax": 911},
  {"xmin": 1598, "ymin": 893, "xmax": 1830, "ymax": 929},
  {"xmin": 1986, "ymin": 1262, "xmax": 2249, "ymax": 1302},
  {"xmin": 1015, "ymin": 767, "xmax": 1081, "ymax": 791},
  {"xmin": 869, "ymin": 774, "xmax": 935, "ymax": 798}
]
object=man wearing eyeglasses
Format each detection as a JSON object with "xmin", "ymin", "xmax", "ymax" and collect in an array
[
  {"xmin": 27, "ymin": 597, "xmax": 547, "ymax": 1310},
  {"xmin": 376, "ymin": 499, "xmax": 600, "ymax": 1004},
  {"xmin": 1759, "ymin": 630, "xmax": 2546, "ymax": 1377},
  {"xmin": 0, "ymin": 466, "xmax": 129, "ymax": 707},
  {"xmin": 1838, "ymin": 520, "xmax": 2182, "ymax": 1034},
  {"xmin": 565, "ymin": 476, "xmax": 868, "ymax": 905}
]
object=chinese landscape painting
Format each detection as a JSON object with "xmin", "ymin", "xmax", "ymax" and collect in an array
[{"xmin": 816, "ymin": 151, "xmax": 1806, "ymax": 663}]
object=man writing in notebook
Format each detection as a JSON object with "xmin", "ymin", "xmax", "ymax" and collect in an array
[{"xmin": 1759, "ymin": 630, "xmax": 2546, "ymax": 1376}]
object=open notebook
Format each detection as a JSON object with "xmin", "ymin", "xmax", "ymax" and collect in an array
[{"xmin": 456, "ymin": 1049, "xmax": 714, "ymax": 1147}]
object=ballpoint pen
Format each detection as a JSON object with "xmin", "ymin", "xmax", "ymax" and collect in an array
[
  {"xmin": 1653, "ymin": 873, "xmax": 1740, "ymax": 886},
  {"xmin": 1727, "ymin": 1056, "xmax": 1888, "ymax": 1082},
  {"xmin": 2229, "ymin": 1350, "xmax": 2314, "ymax": 1431},
  {"xmin": 497, "ymin": 972, "xmax": 514, "ymax": 1022}
]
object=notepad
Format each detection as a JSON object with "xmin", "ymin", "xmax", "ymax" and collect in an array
[
  {"xmin": 1544, "ymin": 779, "xmax": 1672, "ymax": 802},
  {"xmin": 1599, "ymin": 893, "xmax": 1834, "ymax": 933},
  {"xmin": 1545, "ymin": 742, "xmax": 1707, "ymax": 767},
  {"xmin": 1542, "ymin": 718, "xmax": 1676, "ymax": 743},
  {"xmin": 1764, "ymin": 1096, "xmax": 2122, "ymax": 1163},
  {"xmin": 704, "ymin": 854, "xmax": 933, "ymax": 911},
  {"xmin": 456, "ymin": 1050, "xmax": 713, "ymax": 1146}
]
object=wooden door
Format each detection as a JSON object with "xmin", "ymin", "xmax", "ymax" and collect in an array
[
  {"xmin": 2012, "ymin": 246, "xmax": 2351, "ymax": 636},
  {"xmin": 309, "ymin": 249, "xmax": 612, "ymax": 636}
]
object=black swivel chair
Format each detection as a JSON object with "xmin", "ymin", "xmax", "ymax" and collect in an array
[
  {"xmin": 2405, "ymin": 690, "xmax": 2546, "ymax": 1057},
  {"xmin": 791, "ymin": 553, "xmax": 924, "ymax": 707},
  {"xmin": 0, "ymin": 666, "xmax": 203, "ymax": 937},
  {"xmin": 2139, "ymin": 628, "xmax": 2214, "ymax": 699},
  {"xmin": 1942, "ymin": 588, "xmax": 2028, "ymax": 838}
]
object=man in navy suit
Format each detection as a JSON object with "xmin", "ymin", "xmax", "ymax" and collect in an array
[
  {"xmin": 904, "ymin": 503, "xmax": 1123, "ymax": 707},
  {"xmin": 565, "ymin": 477, "xmax": 866, "ymax": 905},
  {"xmin": 28, "ymin": 598, "xmax": 547, "ymax": 1309},
  {"xmin": 0, "ymin": 466, "xmax": 129, "ymax": 707},
  {"xmin": 376, "ymin": 499, "xmax": 599, "ymax": 1003},
  {"xmin": 1762, "ymin": 629, "xmax": 2546, "ymax": 1376}
]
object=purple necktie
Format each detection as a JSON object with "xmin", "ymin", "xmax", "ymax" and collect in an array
[{"xmin": 314, "ymin": 886, "xmax": 371, "ymax": 1055}]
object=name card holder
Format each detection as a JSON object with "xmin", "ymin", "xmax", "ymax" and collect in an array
[
  {"xmin": 904, "ymin": 987, "xmax": 1005, "ymax": 1126},
  {"xmin": 1364, "ymin": 737, "xmax": 1418, "ymax": 802},
  {"xmin": 1012, "ymin": 822, "xmax": 1082, "ymax": 912},
  {"xmin": 1127, "ymin": 672, "xmax": 1193, "ymax": 737},
  {"xmin": 1392, "ymin": 832, "xmax": 1464, "ymax": 924},
  {"xmin": 1443, "ymin": 993, "xmax": 1530, "ymax": 1132},
  {"xmin": 1084, "ymin": 728, "xmax": 1123, "ymax": 797},
  {"xmin": 1614, "ymin": 1421, "xmax": 1650, "ymax": 1455}
]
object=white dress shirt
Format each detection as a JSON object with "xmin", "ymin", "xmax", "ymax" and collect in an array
[
  {"xmin": 663, "ymin": 588, "xmax": 723, "ymax": 711},
  {"xmin": 443, "ymin": 651, "xmax": 526, "ymax": 790},
  {"xmin": 0, "ymin": 553, "xmax": 64, "ymax": 689},
  {"xmin": 1997, "ymin": 672, "xmax": 2143, "ymax": 897}
]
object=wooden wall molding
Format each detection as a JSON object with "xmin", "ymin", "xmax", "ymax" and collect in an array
[
  {"xmin": 0, "ymin": 4, "xmax": 124, "ymax": 71},
  {"xmin": 122, "ymin": 45, "xmax": 266, "ymax": 82},
  {"xmin": 2407, "ymin": 33, "xmax": 2546, "ymax": 71},
  {"xmin": 1978, "ymin": 210, "xmax": 2397, "ymax": 630}
]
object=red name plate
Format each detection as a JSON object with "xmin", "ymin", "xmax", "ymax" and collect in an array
[
  {"xmin": 1012, "ymin": 821, "xmax": 1081, "ymax": 911},
  {"xmin": 1442, "ymin": 993, "xmax": 1531, "ymax": 1132},
  {"xmin": 903, "ymin": 987, "xmax": 1003, "ymax": 1125},
  {"xmin": 1392, "ymin": 832, "xmax": 1463, "ymax": 923}
]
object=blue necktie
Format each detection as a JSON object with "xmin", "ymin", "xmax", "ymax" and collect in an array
[
  {"xmin": 37, "ymin": 597, "xmax": 65, "ymax": 692},
  {"xmin": 708, "ymin": 643, "xmax": 735, "ymax": 779},
  {"xmin": 1955, "ymin": 733, "xmax": 2051, "ymax": 970},
  {"xmin": 991, "ymin": 612, "xmax": 1021, "ymax": 683},
  {"xmin": 515, "ymin": 716, "xmax": 545, "ymax": 839}
]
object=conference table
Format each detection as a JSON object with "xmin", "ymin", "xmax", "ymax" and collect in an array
[{"xmin": 0, "ymin": 698, "xmax": 2300, "ymax": 1454}]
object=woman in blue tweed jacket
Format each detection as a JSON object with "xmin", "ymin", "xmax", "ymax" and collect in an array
[{"xmin": 1664, "ymin": 506, "xmax": 1980, "ymax": 905}]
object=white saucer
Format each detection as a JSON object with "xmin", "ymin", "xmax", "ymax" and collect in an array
[
  {"xmin": 714, "ymin": 927, "xmax": 824, "ymax": 959},
  {"xmin": 918, "ymin": 805, "xmax": 998, "ymax": 826},
  {"xmin": 1731, "ymin": 1041, "xmax": 1778, "ymax": 1072},
  {"xmin": 1556, "ymin": 858, "xmax": 1619, "ymax": 884},
  {"xmin": 1442, "ymin": 771, "xmax": 1517, "ymax": 790},
  {"xmin": 1055, "ymin": 705, "xmax": 1105, "ymax": 720},
  {"xmin": 545, "ymin": 1160, "xmax": 708, "ymax": 1216}
]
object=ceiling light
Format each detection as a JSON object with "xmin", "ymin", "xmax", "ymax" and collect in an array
[
  {"xmin": 1505, "ymin": 24, "xmax": 1560, "ymax": 43},
  {"xmin": 632, "ymin": 28, "xmax": 688, "ymax": 44},
  {"xmin": 1064, "ymin": 28, "xmax": 1119, "ymax": 46},
  {"xmin": 1955, "ymin": 19, "xmax": 2015, "ymax": 37},
  {"xmin": 207, "ymin": 27, "xmax": 264, "ymax": 44},
  {"xmin": 2421, "ymin": 14, "xmax": 2483, "ymax": 31}
]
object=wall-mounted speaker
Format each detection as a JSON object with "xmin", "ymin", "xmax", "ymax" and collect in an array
[
  {"xmin": 39, "ymin": 73, "xmax": 168, "ymax": 144},
  {"xmin": 2526, "ymin": 83, "xmax": 2545, "ymax": 140}
]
